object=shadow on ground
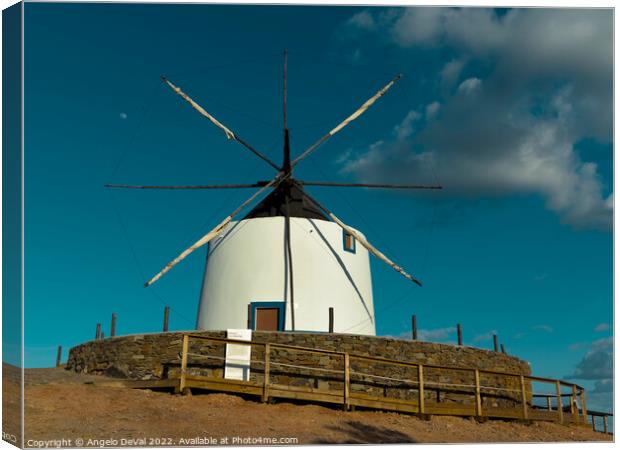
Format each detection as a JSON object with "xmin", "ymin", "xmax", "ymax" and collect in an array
[{"xmin": 312, "ymin": 420, "xmax": 417, "ymax": 444}]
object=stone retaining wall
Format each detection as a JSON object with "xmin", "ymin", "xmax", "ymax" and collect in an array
[{"xmin": 67, "ymin": 331, "xmax": 531, "ymax": 408}]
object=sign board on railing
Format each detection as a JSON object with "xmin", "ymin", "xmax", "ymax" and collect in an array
[{"xmin": 224, "ymin": 329, "xmax": 252, "ymax": 381}]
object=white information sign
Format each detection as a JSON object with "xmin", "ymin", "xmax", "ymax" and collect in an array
[{"xmin": 224, "ymin": 329, "xmax": 252, "ymax": 381}]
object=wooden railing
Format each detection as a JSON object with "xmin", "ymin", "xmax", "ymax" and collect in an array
[
  {"xmin": 532, "ymin": 394, "xmax": 613, "ymax": 434},
  {"xmin": 172, "ymin": 333, "xmax": 590, "ymax": 425}
]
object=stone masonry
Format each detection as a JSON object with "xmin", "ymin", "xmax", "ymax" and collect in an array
[{"xmin": 67, "ymin": 331, "xmax": 531, "ymax": 408}]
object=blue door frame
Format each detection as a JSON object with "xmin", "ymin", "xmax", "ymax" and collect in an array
[{"xmin": 249, "ymin": 301, "xmax": 286, "ymax": 331}]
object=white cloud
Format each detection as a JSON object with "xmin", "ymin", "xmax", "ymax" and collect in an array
[
  {"xmin": 569, "ymin": 342, "xmax": 587, "ymax": 351},
  {"xmin": 394, "ymin": 110, "xmax": 421, "ymax": 139},
  {"xmin": 594, "ymin": 323, "xmax": 610, "ymax": 332},
  {"xmin": 392, "ymin": 7, "xmax": 446, "ymax": 46},
  {"xmin": 340, "ymin": 8, "xmax": 612, "ymax": 230},
  {"xmin": 473, "ymin": 329, "xmax": 498, "ymax": 343},
  {"xmin": 457, "ymin": 77, "xmax": 481, "ymax": 95},
  {"xmin": 417, "ymin": 326, "xmax": 456, "ymax": 341},
  {"xmin": 347, "ymin": 11, "xmax": 376, "ymax": 31},
  {"xmin": 532, "ymin": 324, "xmax": 553, "ymax": 333},
  {"xmin": 348, "ymin": 48, "xmax": 363, "ymax": 65},
  {"xmin": 568, "ymin": 337, "xmax": 613, "ymax": 380},
  {"xmin": 425, "ymin": 101, "xmax": 440, "ymax": 120},
  {"xmin": 440, "ymin": 59, "xmax": 466, "ymax": 87}
]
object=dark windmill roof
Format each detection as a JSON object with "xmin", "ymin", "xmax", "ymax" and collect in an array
[{"xmin": 243, "ymin": 182, "xmax": 329, "ymax": 221}]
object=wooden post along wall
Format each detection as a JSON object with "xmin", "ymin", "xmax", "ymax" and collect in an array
[
  {"xmin": 110, "ymin": 313, "xmax": 117, "ymax": 337},
  {"xmin": 493, "ymin": 334, "xmax": 499, "ymax": 352},
  {"xmin": 457, "ymin": 323, "xmax": 463, "ymax": 346},
  {"xmin": 328, "ymin": 307, "xmax": 334, "ymax": 333},
  {"xmin": 555, "ymin": 380, "xmax": 563, "ymax": 423},
  {"xmin": 412, "ymin": 315, "xmax": 417, "ymax": 340},
  {"xmin": 95, "ymin": 323, "xmax": 101, "ymax": 340},
  {"xmin": 55, "ymin": 346, "xmax": 62, "ymax": 367},
  {"xmin": 163, "ymin": 306, "xmax": 170, "ymax": 332}
]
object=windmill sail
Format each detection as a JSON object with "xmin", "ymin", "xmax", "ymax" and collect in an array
[
  {"xmin": 300, "ymin": 189, "xmax": 423, "ymax": 286},
  {"xmin": 144, "ymin": 173, "xmax": 288, "ymax": 287},
  {"xmin": 291, "ymin": 75, "xmax": 401, "ymax": 168},
  {"xmin": 162, "ymin": 77, "xmax": 280, "ymax": 171}
]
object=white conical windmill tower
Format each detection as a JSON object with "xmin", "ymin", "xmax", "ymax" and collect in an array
[{"xmin": 107, "ymin": 51, "xmax": 441, "ymax": 335}]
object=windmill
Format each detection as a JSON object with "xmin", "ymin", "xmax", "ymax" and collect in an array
[{"xmin": 106, "ymin": 51, "xmax": 441, "ymax": 335}]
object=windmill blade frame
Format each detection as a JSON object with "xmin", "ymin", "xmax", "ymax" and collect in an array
[
  {"xmin": 162, "ymin": 76, "xmax": 281, "ymax": 171},
  {"xmin": 299, "ymin": 181, "xmax": 442, "ymax": 190},
  {"xmin": 144, "ymin": 171, "xmax": 288, "ymax": 287},
  {"xmin": 298, "ymin": 186, "xmax": 423, "ymax": 287},
  {"xmin": 290, "ymin": 74, "xmax": 401, "ymax": 169},
  {"xmin": 105, "ymin": 183, "xmax": 268, "ymax": 190}
]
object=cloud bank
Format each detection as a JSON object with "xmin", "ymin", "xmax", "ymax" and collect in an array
[
  {"xmin": 567, "ymin": 337, "xmax": 613, "ymax": 411},
  {"xmin": 342, "ymin": 8, "xmax": 612, "ymax": 230}
]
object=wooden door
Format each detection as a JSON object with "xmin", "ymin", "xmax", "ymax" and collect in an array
[{"xmin": 255, "ymin": 308, "xmax": 280, "ymax": 331}]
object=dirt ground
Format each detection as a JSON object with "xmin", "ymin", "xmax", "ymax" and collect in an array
[{"xmin": 3, "ymin": 365, "xmax": 613, "ymax": 446}]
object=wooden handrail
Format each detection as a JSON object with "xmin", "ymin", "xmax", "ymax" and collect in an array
[
  {"xmin": 180, "ymin": 332, "xmax": 587, "ymax": 421},
  {"xmin": 185, "ymin": 333, "xmax": 345, "ymax": 356}
]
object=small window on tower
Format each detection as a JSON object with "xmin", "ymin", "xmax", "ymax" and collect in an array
[{"xmin": 343, "ymin": 230, "xmax": 356, "ymax": 253}]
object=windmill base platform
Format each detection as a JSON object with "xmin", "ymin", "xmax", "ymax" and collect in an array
[{"xmin": 66, "ymin": 330, "xmax": 537, "ymax": 412}]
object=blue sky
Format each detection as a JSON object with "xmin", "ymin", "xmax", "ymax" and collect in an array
[{"xmin": 19, "ymin": 4, "xmax": 612, "ymax": 411}]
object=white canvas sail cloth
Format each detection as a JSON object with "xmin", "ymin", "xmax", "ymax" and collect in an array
[{"xmin": 224, "ymin": 329, "xmax": 252, "ymax": 381}]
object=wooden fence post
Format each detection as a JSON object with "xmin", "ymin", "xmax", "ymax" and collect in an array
[
  {"xmin": 474, "ymin": 369, "xmax": 482, "ymax": 417},
  {"xmin": 110, "ymin": 313, "xmax": 117, "ymax": 337},
  {"xmin": 412, "ymin": 315, "xmax": 417, "ymax": 340},
  {"xmin": 179, "ymin": 334, "xmax": 189, "ymax": 394},
  {"xmin": 163, "ymin": 306, "xmax": 170, "ymax": 332},
  {"xmin": 343, "ymin": 353, "xmax": 350, "ymax": 411},
  {"xmin": 457, "ymin": 324, "xmax": 462, "ymax": 346},
  {"xmin": 501, "ymin": 344, "xmax": 506, "ymax": 354},
  {"xmin": 329, "ymin": 307, "xmax": 334, "ymax": 333},
  {"xmin": 493, "ymin": 334, "xmax": 498, "ymax": 352},
  {"xmin": 580, "ymin": 389, "xmax": 588, "ymax": 424},
  {"xmin": 570, "ymin": 384, "xmax": 577, "ymax": 422},
  {"xmin": 591, "ymin": 415, "xmax": 596, "ymax": 432},
  {"xmin": 546, "ymin": 396, "xmax": 552, "ymax": 411},
  {"xmin": 418, "ymin": 364, "xmax": 425, "ymax": 415},
  {"xmin": 263, "ymin": 343, "xmax": 271, "ymax": 403},
  {"xmin": 55, "ymin": 346, "xmax": 62, "ymax": 367},
  {"xmin": 95, "ymin": 323, "xmax": 101, "ymax": 340},
  {"xmin": 603, "ymin": 415, "xmax": 608, "ymax": 434},
  {"xmin": 555, "ymin": 380, "xmax": 563, "ymax": 423},
  {"xmin": 520, "ymin": 375, "xmax": 528, "ymax": 419}
]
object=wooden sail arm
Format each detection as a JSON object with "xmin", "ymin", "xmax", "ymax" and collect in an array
[
  {"xmin": 299, "ymin": 181, "xmax": 442, "ymax": 190},
  {"xmin": 291, "ymin": 74, "xmax": 401, "ymax": 169},
  {"xmin": 105, "ymin": 182, "xmax": 269, "ymax": 190},
  {"xmin": 161, "ymin": 76, "xmax": 280, "ymax": 171},
  {"xmin": 299, "ymin": 188, "xmax": 422, "ymax": 287},
  {"xmin": 144, "ymin": 172, "xmax": 290, "ymax": 287}
]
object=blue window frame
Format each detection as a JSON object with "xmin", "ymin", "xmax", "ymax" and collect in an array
[
  {"xmin": 343, "ymin": 229, "xmax": 356, "ymax": 253},
  {"xmin": 249, "ymin": 301, "xmax": 286, "ymax": 331}
]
